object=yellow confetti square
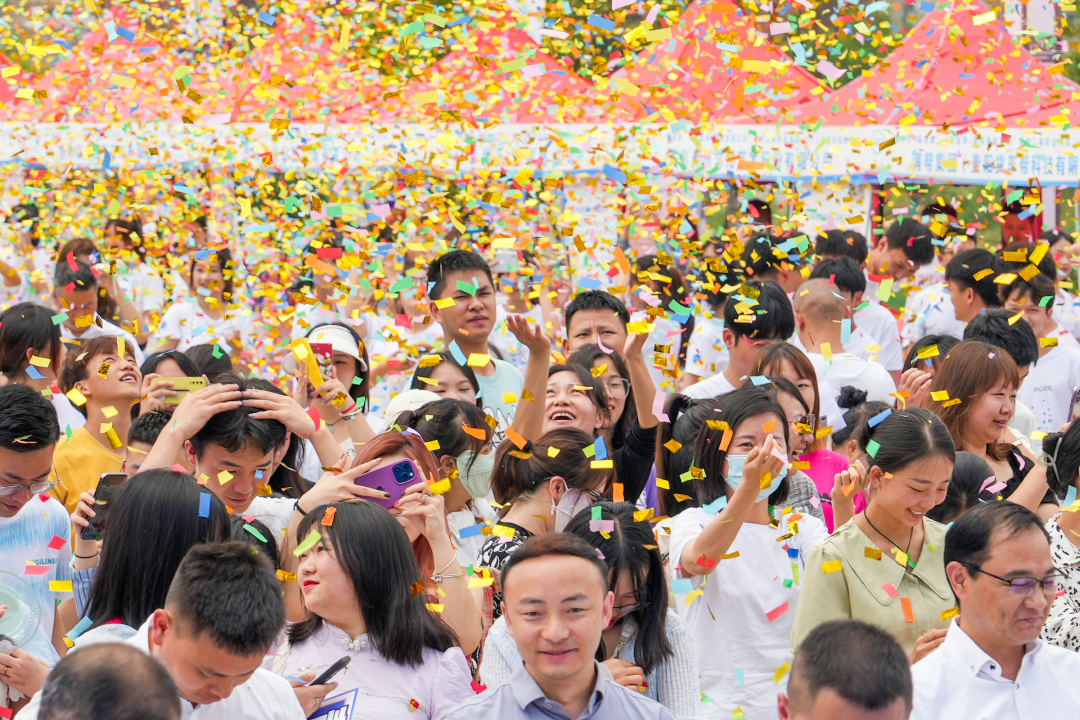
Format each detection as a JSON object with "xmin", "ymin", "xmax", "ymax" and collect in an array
[
  {"xmin": 466, "ymin": 353, "xmax": 491, "ymax": 367},
  {"xmin": 821, "ymin": 560, "xmax": 843, "ymax": 574},
  {"xmin": 66, "ymin": 388, "xmax": 87, "ymax": 406},
  {"xmin": 101, "ymin": 405, "xmax": 118, "ymax": 418},
  {"xmin": 429, "ymin": 478, "xmax": 451, "ymax": 495},
  {"xmin": 218, "ymin": 470, "xmax": 234, "ymax": 485},
  {"xmin": 50, "ymin": 580, "xmax": 73, "ymax": 593},
  {"xmin": 591, "ymin": 460, "xmax": 614, "ymax": 469},
  {"xmin": 501, "ymin": 392, "xmax": 518, "ymax": 403}
]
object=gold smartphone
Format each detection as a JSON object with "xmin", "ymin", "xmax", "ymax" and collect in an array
[{"xmin": 163, "ymin": 377, "xmax": 207, "ymax": 404}]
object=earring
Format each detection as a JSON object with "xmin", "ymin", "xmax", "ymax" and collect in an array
[{"xmin": 551, "ymin": 499, "xmax": 557, "ymax": 515}]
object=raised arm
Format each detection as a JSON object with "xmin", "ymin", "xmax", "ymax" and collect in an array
[
  {"xmin": 507, "ymin": 314, "xmax": 552, "ymax": 443},
  {"xmin": 622, "ymin": 331, "xmax": 658, "ymax": 430}
]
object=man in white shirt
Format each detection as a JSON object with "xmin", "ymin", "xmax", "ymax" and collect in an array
[
  {"xmin": 945, "ymin": 249, "xmax": 1004, "ymax": 324},
  {"xmin": 16, "ymin": 542, "xmax": 313, "ymax": 719},
  {"xmin": 685, "ymin": 280, "xmax": 795, "ymax": 399},
  {"xmin": 911, "ymin": 502, "xmax": 1080, "ymax": 720},
  {"xmin": 779, "ymin": 620, "xmax": 911, "ymax": 720},
  {"xmin": 54, "ymin": 260, "xmax": 144, "ymax": 366},
  {"xmin": 791, "ymin": 279, "xmax": 896, "ymax": 427},
  {"xmin": 809, "ymin": 256, "xmax": 903, "ymax": 381}
]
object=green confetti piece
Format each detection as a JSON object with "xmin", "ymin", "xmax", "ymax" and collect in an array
[
  {"xmin": 866, "ymin": 439, "xmax": 881, "ymax": 459},
  {"xmin": 293, "ymin": 529, "xmax": 322, "ymax": 557},
  {"xmin": 455, "ymin": 279, "xmax": 477, "ymax": 296},
  {"xmin": 592, "ymin": 506, "xmax": 603, "ymax": 521},
  {"xmin": 243, "ymin": 523, "xmax": 268, "ymax": 544}
]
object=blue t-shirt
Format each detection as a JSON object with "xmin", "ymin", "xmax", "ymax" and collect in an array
[
  {"xmin": 476, "ymin": 359, "xmax": 524, "ymax": 445},
  {"xmin": 0, "ymin": 496, "xmax": 72, "ymax": 666}
]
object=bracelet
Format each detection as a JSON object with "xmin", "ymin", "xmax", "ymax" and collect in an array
[
  {"xmin": 431, "ymin": 557, "xmax": 464, "ymax": 583},
  {"xmin": 294, "ymin": 500, "xmax": 307, "ymax": 516},
  {"xmin": 74, "ymin": 551, "xmax": 98, "ymax": 560}
]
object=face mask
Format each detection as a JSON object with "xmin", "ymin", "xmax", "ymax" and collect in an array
[
  {"xmin": 454, "ymin": 449, "xmax": 495, "ymax": 499},
  {"xmin": 725, "ymin": 454, "xmax": 788, "ymax": 504},
  {"xmin": 553, "ymin": 488, "xmax": 597, "ymax": 532}
]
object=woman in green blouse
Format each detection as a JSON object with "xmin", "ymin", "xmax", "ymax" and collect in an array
[{"xmin": 792, "ymin": 408, "xmax": 956, "ymax": 661}]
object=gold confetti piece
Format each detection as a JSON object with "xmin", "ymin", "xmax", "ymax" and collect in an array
[
  {"xmin": 501, "ymin": 392, "xmax": 518, "ymax": 403},
  {"xmin": 429, "ymin": 478, "xmax": 451, "ymax": 494},
  {"xmin": 941, "ymin": 607, "xmax": 959, "ymax": 621},
  {"xmin": 865, "ymin": 547, "xmax": 882, "ymax": 560},
  {"xmin": 547, "ymin": 446, "xmax": 561, "ymax": 458},
  {"xmin": 591, "ymin": 460, "xmax": 614, "ymax": 469},
  {"xmin": 821, "ymin": 560, "xmax": 843, "ymax": 574},
  {"xmin": 277, "ymin": 570, "xmax": 296, "ymax": 583},
  {"xmin": 664, "ymin": 439, "xmax": 683, "ymax": 453}
]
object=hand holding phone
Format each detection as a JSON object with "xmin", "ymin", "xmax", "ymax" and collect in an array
[
  {"xmin": 308, "ymin": 656, "xmax": 350, "ymax": 686},
  {"xmin": 80, "ymin": 473, "xmax": 128, "ymax": 541},
  {"xmin": 354, "ymin": 459, "xmax": 420, "ymax": 509}
]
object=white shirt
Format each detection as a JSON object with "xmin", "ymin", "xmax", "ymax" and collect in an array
[
  {"xmin": 1018, "ymin": 345, "xmax": 1080, "ymax": 432},
  {"xmin": 911, "ymin": 619, "xmax": 1080, "ymax": 720},
  {"xmin": 684, "ymin": 314, "xmax": 728, "ymax": 379},
  {"xmin": 60, "ymin": 315, "xmax": 145, "ymax": 366},
  {"xmin": 155, "ymin": 299, "xmax": 253, "ymax": 353},
  {"xmin": 683, "ymin": 370, "xmax": 736, "ymax": 400},
  {"xmin": 244, "ymin": 496, "xmax": 297, "ymax": 547},
  {"xmin": 902, "ymin": 282, "xmax": 965, "ymax": 346},
  {"xmin": 1054, "ymin": 289, "xmax": 1080, "ymax": 339},
  {"xmin": 447, "ymin": 499, "xmax": 498, "ymax": 567},
  {"xmin": 804, "ymin": 350, "xmax": 897, "ymax": 429},
  {"xmin": 669, "ymin": 508, "xmax": 827, "ymax": 720},
  {"xmin": 115, "ymin": 260, "xmax": 166, "ymax": 314},
  {"xmin": 1044, "ymin": 324, "xmax": 1080, "ymax": 350},
  {"xmin": 852, "ymin": 301, "xmax": 903, "ymax": 371},
  {"xmin": 16, "ymin": 618, "xmax": 306, "ymax": 720}
]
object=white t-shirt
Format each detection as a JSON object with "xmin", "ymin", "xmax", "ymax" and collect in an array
[
  {"xmin": 851, "ymin": 302, "xmax": 903, "ymax": 371},
  {"xmin": 669, "ymin": 508, "xmax": 827, "ymax": 720},
  {"xmin": 244, "ymin": 496, "xmax": 297, "ymax": 548},
  {"xmin": 0, "ymin": 496, "xmax": 72, "ymax": 668},
  {"xmin": 1045, "ymin": 324, "xmax": 1080, "ymax": 350},
  {"xmin": 901, "ymin": 282, "xmax": 965, "ymax": 347},
  {"xmin": 448, "ymin": 499, "xmax": 498, "ymax": 567},
  {"xmin": 17, "ymin": 617, "xmax": 306, "ymax": 720},
  {"xmin": 1019, "ymin": 345, "xmax": 1080, "ymax": 432},
  {"xmin": 684, "ymin": 370, "xmax": 737, "ymax": 400},
  {"xmin": 60, "ymin": 315, "xmax": 145, "ymax": 366},
  {"xmin": 115, "ymin": 261, "xmax": 166, "ymax": 314},
  {"xmin": 155, "ymin": 300, "xmax": 254, "ymax": 353},
  {"xmin": 685, "ymin": 314, "xmax": 729, "ymax": 379},
  {"xmin": 805, "ymin": 350, "xmax": 897, "ymax": 429},
  {"xmin": 1054, "ymin": 290, "xmax": 1080, "ymax": 339},
  {"xmin": 51, "ymin": 392, "xmax": 86, "ymax": 435}
]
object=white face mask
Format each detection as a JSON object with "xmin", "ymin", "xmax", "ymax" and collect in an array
[
  {"xmin": 454, "ymin": 449, "xmax": 495, "ymax": 498},
  {"xmin": 553, "ymin": 487, "xmax": 601, "ymax": 532}
]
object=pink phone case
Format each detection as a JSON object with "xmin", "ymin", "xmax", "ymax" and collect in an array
[{"xmin": 354, "ymin": 459, "xmax": 421, "ymax": 509}]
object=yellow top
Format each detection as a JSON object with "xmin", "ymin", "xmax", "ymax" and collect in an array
[
  {"xmin": 50, "ymin": 426, "xmax": 124, "ymax": 514},
  {"xmin": 791, "ymin": 518, "xmax": 955, "ymax": 654}
]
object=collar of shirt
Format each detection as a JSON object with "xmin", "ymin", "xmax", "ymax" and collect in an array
[
  {"xmin": 510, "ymin": 660, "xmax": 614, "ymax": 716},
  {"xmin": 942, "ymin": 618, "xmax": 1041, "ymax": 681},
  {"xmin": 829, "ymin": 521, "xmax": 954, "ymax": 604}
]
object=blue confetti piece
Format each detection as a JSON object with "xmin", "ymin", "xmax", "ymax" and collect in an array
[
  {"xmin": 671, "ymin": 578, "xmax": 693, "ymax": 594},
  {"xmin": 67, "ymin": 615, "xmax": 95, "ymax": 640},
  {"xmin": 703, "ymin": 496, "xmax": 728, "ymax": 515},
  {"xmin": 116, "ymin": 26, "xmax": 135, "ymax": 42},
  {"xmin": 448, "ymin": 339, "xmax": 468, "ymax": 366},
  {"xmin": 103, "ymin": 150, "xmax": 111, "ymax": 170},
  {"xmin": 198, "ymin": 493, "xmax": 211, "ymax": 518},
  {"xmin": 586, "ymin": 14, "xmax": 616, "ymax": 31},
  {"xmin": 258, "ymin": 10, "xmax": 277, "ymax": 25},
  {"xmin": 602, "ymin": 163, "xmax": 627, "ymax": 184},
  {"xmin": 841, "ymin": 318, "xmax": 851, "ymax": 344},
  {"xmin": 868, "ymin": 408, "xmax": 892, "ymax": 428},
  {"xmin": 26, "ymin": 365, "xmax": 45, "ymax": 380},
  {"xmin": 1067, "ymin": 486, "xmax": 1077, "ymax": 506},
  {"xmin": 919, "ymin": 0, "xmax": 935, "ymax": 9},
  {"xmin": 749, "ymin": 375, "xmax": 771, "ymax": 386},
  {"xmin": 458, "ymin": 524, "xmax": 485, "ymax": 539},
  {"xmin": 54, "ymin": 40, "xmax": 72, "ymax": 50},
  {"xmin": 787, "ymin": 547, "xmax": 799, "ymax": 559},
  {"xmin": 594, "ymin": 436, "xmax": 608, "ymax": 461},
  {"xmin": 734, "ymin": 668, "xmax": 744, "ymax": 686},
  {"xmin": 173, "ymin": 184, "xmax": 194, "ymax": 195},
  {"xmin": 243, "ymin": 223, "xmax": 275, "ymax": 234},
  {"xmin": 577, "ymin": 277, "xmax": 602, "ymax": 290}
]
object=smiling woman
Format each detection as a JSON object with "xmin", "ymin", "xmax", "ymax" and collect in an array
[{"xmin": 792, "ymin": 407, "xmax": 956, "ymax": 658}]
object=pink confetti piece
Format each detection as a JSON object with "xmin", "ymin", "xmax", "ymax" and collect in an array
[
  {"xmin": 979, "ymin": 475, "xmax": 997, "ymax": 493},
  {"xmin": 882, "ymin": 583, "xmax": 900, "ymax": 598},
  {"xmin": 652, "ymin": 389, "xmax": 668, "ymax": 423},
  {"xmin": 645, "ymin": 3, "xmax": 660, "ymax": 23},
  {"xmin": 597, "ymin": 337, "xmax": 615, "ymax": 355},
  {"xmin": 48, "ymin": 535, "xmax": 67, "ymax": 550},
  {"xmin": 766, "ymin": 602, "xmax": 789, "ymax": 622}
]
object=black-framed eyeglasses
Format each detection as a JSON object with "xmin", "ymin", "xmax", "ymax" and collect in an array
[
  {"xmin": 0, "ymin": 467, "xmax": 60, "ymax": 497},
  {"xmin": 613, "ymin": 600, "xmax": 649, "ymax": 614},
  {"xmin": 960, "ymin": 561, "xmax": 1059, "ymax": 596},
  {"xmin": 601, "ymin": 378, "xmax": 631, "ymax": 400}
]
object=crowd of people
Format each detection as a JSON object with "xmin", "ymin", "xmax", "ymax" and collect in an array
[{"xmin": 3, "ymin": 197, "xmax": 1080, "ymax": 720}]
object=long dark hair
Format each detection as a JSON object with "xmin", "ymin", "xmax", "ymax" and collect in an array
[
  {"xmin": 0, "ymin": 303, "xmax": 63, "ymax": 381},
  {"xmin": 86, "ymin": 470, "xmax": 231, "ymax": 631},
  {"xmin": 397, "ymin": 399, "xmax": 491, "ymax": 473},
  {"xmin": 289, "ymin": 502, "xmax": 458, "ymax": 666},
  {"xmin": 655, "ymin": 394, "xmax": 712, "ymax": 517},
  {"xmin": 860, "ymin": 407, "xmax": 956, "ymax": 474},
  {"xmin": 246, "ymin": 378, "xmax": 309, "ymax": 499},
  {"xmin": 567, "ymin": 343, "xmax": 637, "ymax": 450},
  {"xmin": 926, "ymin": 451, "xmax": 991, "ymax": 524},
  {"xmin": 693, "ymin": 386, "xmax": 790, "ymax": 506},
  {"xmin": 564, "ymin": 502, "xmax": 673, "ymax": 674},
  {"xmin": 491, "ymin": 428, "xmax": 609, "ymax": 506}
]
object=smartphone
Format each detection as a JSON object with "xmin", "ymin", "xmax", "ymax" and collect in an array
[
  {"xmin": 163, "ymin": 377, "xmax": 207, "ymax": 404},
  {"xmin": 354, "ymin": 459, "xmax": 420, "ymax": 509},
  {"xmin": 308, "ymin": 655, "xmax": 350, "ymax": 686},
  {"xmin": 80, "ymin": 472, "xmax": 128, "ymax": 541},
  {"xmin": 1071, "ymin": 387, "xmax": 1080, "ymax": 422},
  {"xmin": 309, "ymin": 343, "xmax": 333, "ymax": 382}
]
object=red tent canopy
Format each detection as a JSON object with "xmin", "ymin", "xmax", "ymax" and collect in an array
[
  {"xmin": 793, "ymin": 0, "xmax": 1080, "ymax": 128},
  {"xmin": 609, "ymin": 0, "xmax": 821, "ymax": 123}
]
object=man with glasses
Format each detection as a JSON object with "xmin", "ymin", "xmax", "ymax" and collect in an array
[
  {"xmin": 911, "ymin": 502, "xmax": 1080, "ymax": 719},
  {"xmin": 0, "ymin": 383, "xmax": 69, "ymax": 709}
]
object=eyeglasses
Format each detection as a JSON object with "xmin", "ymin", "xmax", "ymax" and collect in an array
[
  {"xmin": 0, "ymin": 469, "xmax": 60, "ymax": 497},
  {"xmin": 960, "ymin": 561, "xmax": 1059, "ymax": 596},
  {"xmin": 601, "ymin": 378, "xmax": 631, "ymax": 400},
  {"xmin": 790, "ymin": 415, "xmax": 816, "ymax": 436},
  {"xmin": 613, "ymin": 600, "xmax": 648, "ymax": 613}
]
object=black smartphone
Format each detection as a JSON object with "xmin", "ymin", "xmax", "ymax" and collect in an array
[
  {"xmin": 80, "ymin": 472, "xmax": 128, "ymax": 541},
  {"xmin": 308, "ymin": 655, "xmax": 350, "ymax": 686}
]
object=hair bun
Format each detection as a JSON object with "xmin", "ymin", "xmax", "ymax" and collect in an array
[{"xmin": 837, "ymin": 386, "xmax": 868, "ymax": 410}]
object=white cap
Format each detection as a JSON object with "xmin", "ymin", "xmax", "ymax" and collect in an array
[
  {"xmin": 282, "ymin": 324, "xmax": 368, "ymax": 375},
  {"xmin": 382, "ymin": 389, "xmax": 441, "ymax": 428}
]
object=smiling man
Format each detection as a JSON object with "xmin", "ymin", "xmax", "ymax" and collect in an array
[
  {"xmin": 52, "ymin": 334, "xmax": 143, "ymax": 513},
  {"xmin": 443, "ymin": 533, "xmax": 673, "ymax": 720},
  {"xmin": 16, "ymin": 542, "xmax": 305, "ymax": 720},
  {"xmin": 911, "ymin": 502, "xmax": 1080, "ymax": 720},
  {"xmin": 0, "ymin": 384, "xmax": 69, "ymax": 709}
]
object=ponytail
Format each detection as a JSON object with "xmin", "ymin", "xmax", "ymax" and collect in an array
[{"xmin": 1041, "ymin": 422, "xmax": 1080, "ymax": 500}]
